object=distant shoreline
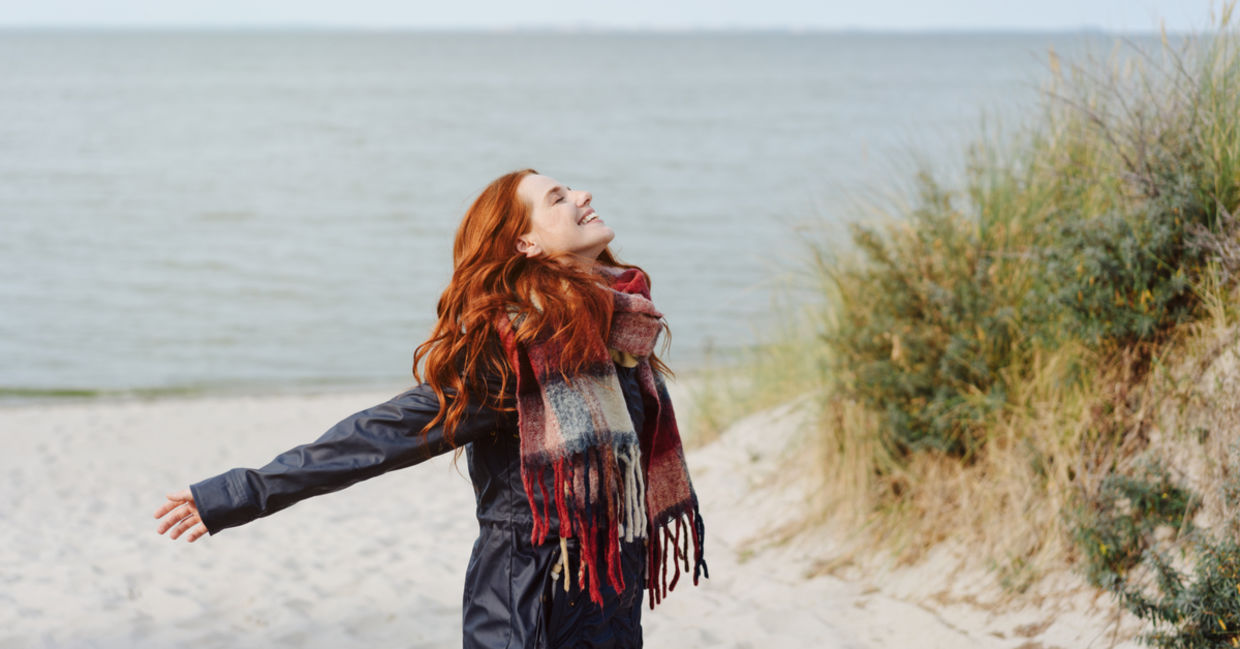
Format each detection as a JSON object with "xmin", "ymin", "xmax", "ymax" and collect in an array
[
  {"xmin": 0, "ymin": 358, "xmax": 721, "ymax": 406},
  {"xmin": 0, "ymin": 377, "xmax": 410, "ymax": 407}
]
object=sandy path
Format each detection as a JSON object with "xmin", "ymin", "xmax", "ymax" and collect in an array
[{"xmin": 0, "ymin": 386, "xmax": 1137, "ymax": 648}]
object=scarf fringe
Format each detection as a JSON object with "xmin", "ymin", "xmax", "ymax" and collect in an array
[
  {"xmin": 645, "ymin": 498, "xmax": 708, "ymax": 609},
  {"xmin": 526, "ymin": 442, "xmax": 650, "ymax": 607}
]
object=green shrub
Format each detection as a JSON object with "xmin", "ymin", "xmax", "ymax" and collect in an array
[
  {"xmin": 1066, "ymin": 457, "xmax": 1240, "ymax": 649},
  {"xmin": 1070, "ymin": 462, "xmax": 1200, "ymax": 588},
  {"xmin": 1040, "ymin": 177, "xmax": 1207, "ymax": 347},
  {"xmin": 825, "ymin": 172, "xmax": 1022, "ymax": 458},
  {"xmin": 1129, "ymin": 538, "xmax": 1240, "ymax": 648}
]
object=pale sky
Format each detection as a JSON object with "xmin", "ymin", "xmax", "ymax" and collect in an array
[{"xmin": 0, "ymin": 0, "xmax": 1227, "ymax": 32}]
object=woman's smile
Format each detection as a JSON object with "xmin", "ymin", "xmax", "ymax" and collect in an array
[{"xmin": 578, "ymin": 209, "xmax": 601, "ymax": 225}]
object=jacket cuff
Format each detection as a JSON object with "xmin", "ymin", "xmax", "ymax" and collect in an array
[{"xmin": 190, "ymin": 468, "xmax": 256, "ymax": 535}]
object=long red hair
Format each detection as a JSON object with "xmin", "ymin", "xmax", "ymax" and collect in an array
[{"xmin": 413, "ymin": 169, "xmax": 670, "ymax": 446}]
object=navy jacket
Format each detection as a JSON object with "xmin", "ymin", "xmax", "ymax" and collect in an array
[{"xmin": 190, "ymin": 363, "xmax": 651, "ymax": 649}]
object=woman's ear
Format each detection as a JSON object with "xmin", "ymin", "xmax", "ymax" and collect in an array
[{"xmin": 516, "ymin": 235, "xmax": 541, "ymax": 258}]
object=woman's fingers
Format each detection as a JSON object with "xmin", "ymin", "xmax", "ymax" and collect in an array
[
  {"xmin": 184, "ymin": 523, "xmax": 208, "ymax": 543},
  {"xmin": 154, "ymin": 489, "xmax": 192, "ymax": 518},
  {"xmin": 169, "ymin": 513, "xmax": 201, "ymax": 540},
  {"xmin": 156, "ymin": 503, "xmax": 190, "ymax": 534},
  {"xmin": 155, "ymin": 488, "xmax": 205, "ymax": 541},
  {"xmin": 153, "ymin": 498, "xmax": 182, "ymax": 519}
]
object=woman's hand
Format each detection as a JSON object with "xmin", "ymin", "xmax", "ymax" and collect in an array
[{"xmin": 154, "ymin": 488, "xmax": 208, "ymax": 542}]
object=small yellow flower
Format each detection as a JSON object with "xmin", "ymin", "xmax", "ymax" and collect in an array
[{"xmin": 1220, "ymin": 618, "xmax": 1227, "ymax": 632}]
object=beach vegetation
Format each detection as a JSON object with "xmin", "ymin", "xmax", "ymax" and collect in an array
[
  {"xmin": 700, "ymin": 4, "xmax": 1240, "ymax": 641},
  {"xmin": 1070, "ymin": 456, "xmax": 1240, "ymax": 648}
]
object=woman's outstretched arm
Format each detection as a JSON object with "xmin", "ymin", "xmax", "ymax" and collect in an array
[{"xmin": 153, "ymin": 383, "xmax": 513, "ymax": 541}]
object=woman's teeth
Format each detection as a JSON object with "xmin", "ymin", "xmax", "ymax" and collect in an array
[{"xmin": 580, "ymin": 213, "xmax": 599, "ymax": 224}]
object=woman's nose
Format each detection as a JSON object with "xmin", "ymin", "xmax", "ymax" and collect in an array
[{"xmin": 576, "ymin": 190, "xmax": 592, "ymax": 206}]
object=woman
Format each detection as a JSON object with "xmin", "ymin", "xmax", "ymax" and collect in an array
[{"xmin": 153, "ymin": 169, "xmax": 708, "ymax": 649}]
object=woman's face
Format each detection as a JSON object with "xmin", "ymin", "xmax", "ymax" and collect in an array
[{"xmin": 516, "ymin": 174, "xmax": 614, "ymax": 261}]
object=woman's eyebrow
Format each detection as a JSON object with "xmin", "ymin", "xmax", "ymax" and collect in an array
[{"xmin": 542, "ymin": 185, "xmax": 567, "ymax": 204}]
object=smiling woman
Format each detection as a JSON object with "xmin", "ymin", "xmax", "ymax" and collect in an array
[
  {"xmin": 515, "ymin": 174, "xmax": 615, "ymax": 260},
  {"xmin": 153, "ymin": 168, "xmax": 707, "ymax": 649}
]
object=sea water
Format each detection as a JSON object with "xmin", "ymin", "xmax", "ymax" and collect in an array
[{"xmin": 0, "ymin": 30, "xmax": 1151, "ymax": 394}]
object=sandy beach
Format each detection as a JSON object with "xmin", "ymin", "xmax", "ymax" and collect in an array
[{"xmin": 1, "ymin": 383, "xmax": 1143, "ymax": 648}]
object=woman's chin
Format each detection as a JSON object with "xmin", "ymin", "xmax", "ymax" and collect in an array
[{"xmin": 593, "ymin": 230, "xmax": 617, "ymax": 256}]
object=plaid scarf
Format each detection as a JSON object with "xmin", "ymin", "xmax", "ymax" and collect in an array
[{"xmin": 494, "ymin": 265, "xmax": 707, "ymax": 609}]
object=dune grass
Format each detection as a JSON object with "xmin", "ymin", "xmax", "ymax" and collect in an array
[{"xmin": 697, "ymin": 6, "xmax": 1240, "ymax": 629}]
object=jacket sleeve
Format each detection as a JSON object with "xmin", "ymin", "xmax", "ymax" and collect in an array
[{"xmin": 188, "ymin": 383, "xmax": 514, "ymax": 535}]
